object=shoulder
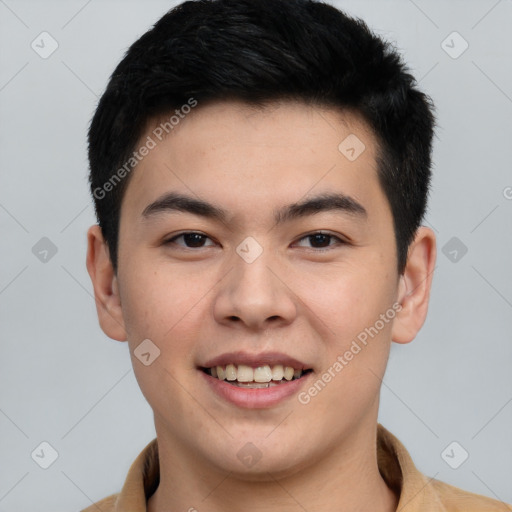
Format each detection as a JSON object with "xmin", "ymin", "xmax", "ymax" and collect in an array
[
  {"xmin": 80, "ymin": 493, "xmax": 119, "ymax": 512},
  {"xmin": 376, "ymin": 425, "xmax": 511, "ymax": 512},
  {"xmin": 430, "ymin": 478, "xmax": 512, "ymax": 511}
]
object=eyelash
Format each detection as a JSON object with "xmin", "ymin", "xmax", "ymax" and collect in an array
[{"xmin": 163, "ymin": 231, "xmax": 347, "ymax": 252}]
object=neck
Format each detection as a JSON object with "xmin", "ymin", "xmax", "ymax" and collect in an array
[{"xmin": 147, "ymin": 420, "xmax": 398, "ymax": 512}]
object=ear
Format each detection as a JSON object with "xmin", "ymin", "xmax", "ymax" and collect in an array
[
  {"xmin": 86, "ymin": 225, "xmax": 127, "ymax": 341},
  {"xmin": 391, "ymin": 226, "xmax": 436, "ymax": 344}
]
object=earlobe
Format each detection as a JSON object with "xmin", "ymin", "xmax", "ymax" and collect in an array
[
  {"xmin": 86, "ymin": 225, "xmax": 127, "ymax": 342},
  {"xmin": 391, "ymin": 226, "xmax": 437, "ymax": 344}
]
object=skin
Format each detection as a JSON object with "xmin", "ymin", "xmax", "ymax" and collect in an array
[{"xmin": 87, "ymin": 100, "xmax": 436, "ymax": 512}]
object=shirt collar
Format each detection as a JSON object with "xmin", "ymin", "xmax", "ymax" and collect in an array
[
  {"xmin": 377, "ymin": 424, "xmax": 447, "ymax": 511},
  {"xmin": 113, "ymin": 424, "xmax": 445, "ymax": 511}
]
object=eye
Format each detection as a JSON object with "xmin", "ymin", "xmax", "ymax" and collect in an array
[
  {"xmin": 164, "ymin": 231, "xmax": 216, "ymax": 249},
  {"xmin": 294, "ymin": 231, "xmax": 346, "ymax": 251},
  {"xmin": 163, "ymin": 231, "xmax": 346, "ymax": 251}
]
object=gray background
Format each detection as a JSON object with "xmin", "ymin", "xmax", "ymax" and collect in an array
[{"xmin": 0, "ymin": 0, "xmax": 511, "ymax": 510}]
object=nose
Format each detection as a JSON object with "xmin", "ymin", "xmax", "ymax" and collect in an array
[{"xmin": 212, "ymin": 245, "xmax": 297, "ymax": 331}]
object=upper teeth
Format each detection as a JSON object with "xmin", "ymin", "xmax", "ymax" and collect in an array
[{"xmin": 210, "ymin": 364, "xmax": 302, "ymax": 382}]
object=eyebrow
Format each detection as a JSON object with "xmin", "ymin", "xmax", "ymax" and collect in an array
[{"xmin": 141, "ymin": 191, "xmax": 367, "ymax": 226}]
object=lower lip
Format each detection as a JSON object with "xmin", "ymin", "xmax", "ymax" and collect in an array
[{"xmin": 200, "ymin": 371, "xmax": 311, "ymax": 409}]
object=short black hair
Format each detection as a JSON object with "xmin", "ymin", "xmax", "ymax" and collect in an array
[{"xmin": 88, "ymin": 0, "xmax": 435, "ymax": 274}]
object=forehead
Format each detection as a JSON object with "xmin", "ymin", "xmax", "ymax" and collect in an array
[{"xmin": 121, "ymin": 100, "xmax": 389, "ymax": 226}]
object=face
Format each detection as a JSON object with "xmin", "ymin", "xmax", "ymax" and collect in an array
[{"xmin": 88, "ymin": 100, "xmax": 434, "ymax": 478}]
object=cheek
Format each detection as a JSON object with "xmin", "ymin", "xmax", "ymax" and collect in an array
[
  {"xmin": 118, "ymin": 259, "xmax": 211, "ymax": 352},
  {"xmin": 292, "ymin": 258, "xmax": 396, "ymax": 341},
  {"xmin": 118, "ymin": 262, "xmax": 210, "ymax": 404}
]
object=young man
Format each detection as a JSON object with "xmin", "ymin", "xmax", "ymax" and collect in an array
[{"xmin": 83, "ymin": 0, "xmax": 510, "ymax": 510}]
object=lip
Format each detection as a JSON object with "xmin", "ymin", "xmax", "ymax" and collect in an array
[
  {"xmin": 201, "ymin": 351, "xmax": 310, "ymax": 370},
  {"xmin": 200, "ymin": 369, "xmax": 313, "ymax": 409}
]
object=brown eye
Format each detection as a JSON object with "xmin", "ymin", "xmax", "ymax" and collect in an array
[
  {"xmin": 308, "ymin": 233, "xmax": 332, "ymax": 248},
  {"xmin": 295, "ymin": 232, "xmax": 345, "ymax": 251},
  {"xmin": 165, "ymin": 232, "xmax": 215, "ymax": 248}
]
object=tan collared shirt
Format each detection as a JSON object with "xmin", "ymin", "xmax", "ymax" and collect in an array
[{"xmin": 81, "ymin": 424, "xmax": 511, "ymax": 511}]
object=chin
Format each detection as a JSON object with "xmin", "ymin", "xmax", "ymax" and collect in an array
[
  {"xmin": 216, "ymin": 454, "xmax": 308, "ymax": 482},
  {"xmin": 203, "ymin": 434, "xmax": 314, "ymax": 481}
]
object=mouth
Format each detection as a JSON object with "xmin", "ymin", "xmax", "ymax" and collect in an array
[{"xmin": 201, "ymin": 364, "xmax": 313, "ymax": 389}]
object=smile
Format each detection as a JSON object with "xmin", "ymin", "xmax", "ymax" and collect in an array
[{"xmin": 202, "ymin": 364, "xmax": 312, "ymax": 389}]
